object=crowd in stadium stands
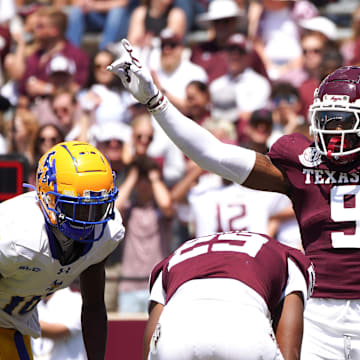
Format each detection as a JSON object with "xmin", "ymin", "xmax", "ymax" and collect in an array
[{"xmin": 0, "ymin": 0, "xmax": 357, "ymax": 355}]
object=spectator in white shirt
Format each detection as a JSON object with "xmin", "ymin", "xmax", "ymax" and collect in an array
[
  {"xmin": 151, "ymin": 28, "xmax": 208, "ymax": 114},
  {"xmin": 209, "ymin": 33, "xmax": 271, "ymax": 140}
]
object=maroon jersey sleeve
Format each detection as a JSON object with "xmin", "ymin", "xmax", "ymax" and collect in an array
[
  {"xmin": 268, "ymin": 133, "xmax": 360, "ymax": 300},
  {"xmin": 149, "ymin": 258, "xmax": 168, "ymax": 293}
]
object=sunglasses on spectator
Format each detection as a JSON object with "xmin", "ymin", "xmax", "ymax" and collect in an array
[
  {"xmin": 251, "ymin": 119, "xmax": 272, "ymax": 130},
  {"xmin": 225, "ymin": 46, "xmax": 247, "ymax": 54},
  {"xmin": 53, "ymin": 106, "xmax": 71, "ymax": 114},
  {"xmin": 161, "ymin": 42, "xmax": 179, "ymax": 50},
  {"xmin": 272, "ymin": 95, "xmax": 298, "ymax": 106},
  {"xmin": 39, "ymin": 136, "xmax": 59, "ymax": 145},
  {"xmin": 101, "ymin": 139, "xmax": 123, "ymax": 146},
  {"xmin": 302, "ymin": 47, "xmax": 322, "ymax": 55},
  {"xmin": 94, "ymin": 63, "xmax": 109, "ymax": 70},
  {"xmin": 136, "ymin": 134, "xmax": 154, "ymax": 142}
]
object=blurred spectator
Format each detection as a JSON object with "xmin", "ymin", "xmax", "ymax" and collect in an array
[
  {"xmin": 3, "ymin": 3, "xmax": 39, "ymax": 96},
  {"xmin": 299, "ymin": 43, "xmax": 343, "ymax": 120},
  {"xmin": 5, "ymin": 107, "xmax": 38, "ymax": 166},
  {"xmin": 32, "ymin": 89, "xmax": 91, "ymax": 142},
  {"xmin": 123, "ymin": 111, "xmax": 186, "ymax": 187},
  {"xmin": 127, "ymin": 0, "xmax": 186, "ymax": 49},
  {"xmin": 47, "ymin": 54, "xmax": 79, "ymax": 92},
  {"xmin": 32, "ymin": 122, "xmax": 65, "ymax": 164},
  {"xmin": 66, "ymin": 0, "xmax": 138, "ymax": 51},
  {"xmin": 281, "ymin": 30, "xmax": 329, "ymax": 87},
  {"xmin": 78, "ymin": 49, "xmax": 132, "ymax": 125},
  {"xmin": 201, "ymin": 116, "xmax": 237, "ymax": 144},
  {"xmin": 0, "ymin": 0, "xmax": 15, "ymax": 86},
  {"xmin": 122, "ymin": 112, "xmax": 155, "ymax": 164},
  {"xmin": 18, "ymin": 6, "xmax": 89, "ymax": 102},
  {"xmin": 241, "ymin": 108, "xmax": 273, "ymax": 154},
  {"xmin": 151, "ymin": 28, "xmax": 208, "ymax": 113},
  {"xmin": 93, "ymin": 121, "xmax": 131, "ymax": 185},
  {"xmin": 252, "ymin": 0, "xmax": 303, "ymax": 81},
  {"xmin": 31, "ymin": 283, "xmax": 86, "ymax": 360},
  {"xmin": 116, "ymin": 155, "xmax": 173, "ymax": 313},
  {"xmin": 340, "ymin": 4, "xmax": 360, "ymax": 66},
  {"xmin": 27, "ymin": 54, "xmax": 80, "ymax": 122},
  {"xmin": 53, "ymin": 89, "xmax": 91, "ymax": 142},
  {"xmin": 267, "ymin": 81, "xmax": 304, "ymax": 148},
  {"xmin": 209, "ymin": 33, "xmax": 271, "ymax": 136},
  {"xmin": 191, "ymin": 0, "xmax": 268, "ymax": 83},
  {"xmin": 185, "ymin": 80, "xmax": 211, "ymax": 125}
]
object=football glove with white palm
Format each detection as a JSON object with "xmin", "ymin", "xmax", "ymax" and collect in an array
[{"xmin": 107, "ymin": 39, "xmax": 165, "ymax": 110}]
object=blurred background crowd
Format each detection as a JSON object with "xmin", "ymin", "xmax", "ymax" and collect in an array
[{"xmin": 0, "ymin": 0, "xmax": 359, "ymax": 354}]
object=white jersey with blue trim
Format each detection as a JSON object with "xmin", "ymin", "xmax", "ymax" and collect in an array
[{"xmin": 0, "ymin": 191, "xmax": 125, "ymax": 337}]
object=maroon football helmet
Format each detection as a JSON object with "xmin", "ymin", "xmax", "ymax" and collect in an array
[{"xmin": 309, "ymin": 66, "xmax": 360, "ymax": 164}]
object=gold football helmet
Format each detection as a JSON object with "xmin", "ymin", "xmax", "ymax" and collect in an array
[{"xmin": 36, "ymin": 141, "xmax": 118, "ymax": 242}]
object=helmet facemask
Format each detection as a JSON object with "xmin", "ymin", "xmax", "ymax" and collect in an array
[
  {"xmin": 309, "ymin": 66, "xmax": 360, "ymax": 166},
  {"xmin": 50, "ymin": 188, "xmax": 118, "ymax": 242},
  {"xmin": 310, "ymin": 108, "xmax": 360, "ymax": 165}
]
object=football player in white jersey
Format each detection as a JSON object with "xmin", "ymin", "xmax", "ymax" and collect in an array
[{"xmin": 0, "ymin": 141, "xmax": 125, "ymax": 360}]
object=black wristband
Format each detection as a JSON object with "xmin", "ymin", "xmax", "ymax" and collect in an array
[{"xmin": 147, "ymin": 91, "xmax": 164, "ymax": 110}]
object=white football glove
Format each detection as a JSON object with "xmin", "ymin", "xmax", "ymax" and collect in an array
[{"xmin": 107, "ymin": 39, "xmax": 160, "ymax": 106}]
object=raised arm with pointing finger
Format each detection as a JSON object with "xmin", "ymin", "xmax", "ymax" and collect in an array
[{"xmin": 107, "ymin": 39, "xmax": 289, "ymax": 195}]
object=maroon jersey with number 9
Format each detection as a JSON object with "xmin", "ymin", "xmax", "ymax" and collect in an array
[{"xmin": 268, "ymin": 132, "xmax": 360, "ymax": 299}]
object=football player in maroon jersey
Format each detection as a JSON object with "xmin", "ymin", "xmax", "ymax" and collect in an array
[
  {"xmin": 109, "ymin": 40, "xmax": 360, "ymax": 359},
  {"xmin": 143, "ymin": 231, "xmax": 314, "ymax": 360}
]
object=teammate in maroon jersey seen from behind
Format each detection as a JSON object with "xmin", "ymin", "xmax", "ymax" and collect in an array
[
  {"xmin": 108, "ymin": 41, "xmax": 360, "ymax": 359},
  {"xmin": 143, "ymin": 231, "xmax": 314, "ymax": 360}
]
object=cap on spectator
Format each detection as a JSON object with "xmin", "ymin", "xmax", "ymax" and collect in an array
[
  {"xmin": 226, "ymin": 33, "xmax": 249, "ymax": 52},
  {"xmin": 92, "ymin": 122, "xmax": 131, "ymax": 144},
  {"xmin": 249, "ymin": 109, "xmax": 273, "ymax": 127},
  {"xmin": 196, "ymin": 0, "xmax": 244, "ymax": 26},
  {"xmin": 47, "ymin": 55, "xmax": 76, "ymax": 75},
  {"xmin": 299, "ymin": 16, "xmax": 338, "ymax": 40},
  {"xmin": 160, "ymin": 28, "xmax": 183, "ymax": 45}
]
